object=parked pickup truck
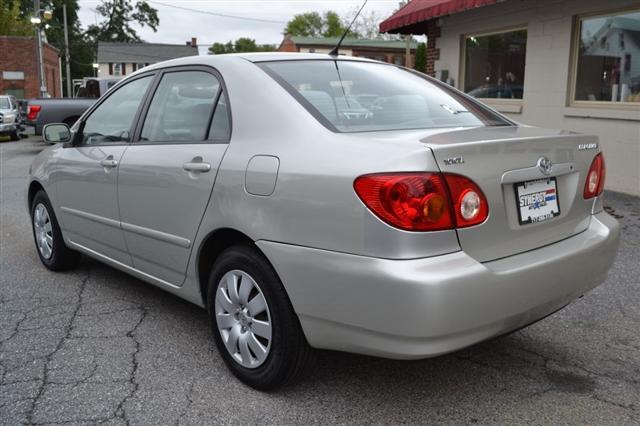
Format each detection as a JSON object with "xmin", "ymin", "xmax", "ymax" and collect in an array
[
  {"xmin": 27, "ymin": 77, "xmax": 122, "ymax": 136},
  {"xmin": 27, "ymin": 98, "xmax": 96, "ymax": 135}
]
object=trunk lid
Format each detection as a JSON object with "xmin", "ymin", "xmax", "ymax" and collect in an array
[{"xmin": 422, "ymin": 126, "xmax": 599, "ymax": 262}]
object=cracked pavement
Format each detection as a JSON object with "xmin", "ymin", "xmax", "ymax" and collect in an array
[{"xmin": 1, "ymin": 138, "xmax": 639, "ymax": 425}]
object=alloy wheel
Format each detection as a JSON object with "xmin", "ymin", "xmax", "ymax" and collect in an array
[
  {"xmin": 33, "ymin": 203, "xmax": 53, "ymax": 260},
  {"xmin": 215, "ymin": 270, "xmax": 272, "ymax": 368}
]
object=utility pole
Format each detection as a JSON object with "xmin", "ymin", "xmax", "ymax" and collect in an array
[
  {"xmin": 34, "ymin": 0, "xmax": 47, "ymax": 97},
  {"xmin": 63, "ymin": 4, "xmax": 72, "ymax": 98}
]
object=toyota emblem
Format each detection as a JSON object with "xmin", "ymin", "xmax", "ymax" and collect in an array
[{"xmin": 537, "ymin": 156, "xmax": 553, "ymax": 175}]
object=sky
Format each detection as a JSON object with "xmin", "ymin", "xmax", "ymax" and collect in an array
[{"xmin": 76, "ymin": 0, "xmax": 405, "ymax": 54}]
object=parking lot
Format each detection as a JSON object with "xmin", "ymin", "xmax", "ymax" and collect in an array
[{"xmin": 1, "ymin": 136, "xmax": 639, "ymax": 425}]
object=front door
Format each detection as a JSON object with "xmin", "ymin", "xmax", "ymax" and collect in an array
[
  {"xmin": 55, "ymin": 75, "xmax": 154, "ymax": 265},
  {"xmin": 117, "ymin": 68, "xmax": 231, "ymax": 285}
]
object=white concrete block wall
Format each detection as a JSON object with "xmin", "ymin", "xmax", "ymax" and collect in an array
[{"xmin": 434, "ymin": 0, "xmax": 640, "ymax": 195}]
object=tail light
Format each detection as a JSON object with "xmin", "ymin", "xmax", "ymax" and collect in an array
[
  {"xmin": 354, "ymin": 172, "xmax": 488, "ymax": 232},
  {"xmin": 583, "ymin": 153, "xmax": 605, "ymax": 199},
  {"xmin": 27, "ymin": 105, "xmax": 41, "ymax": 121},
  {"xmin": 443, "ymin": 174, "xmax": 489, "ymax": 227}
]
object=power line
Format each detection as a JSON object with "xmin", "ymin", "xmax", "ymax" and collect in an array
[{"xmin": 145, "ymin": 1, "xmax": 287, "ymax": 24}]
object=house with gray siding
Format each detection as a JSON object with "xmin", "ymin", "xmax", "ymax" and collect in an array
[{"xmin": 96, "ymin": 38, "xmax": 199, "ymax": 77}]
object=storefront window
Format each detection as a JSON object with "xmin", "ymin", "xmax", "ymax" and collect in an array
[
  {"xmin": 463, "ymin": 29, "xmax": 527, "ymax": 99},
  {"xmin": 574, "ymin": 9, "xmax": 640, "ymax": 103}
]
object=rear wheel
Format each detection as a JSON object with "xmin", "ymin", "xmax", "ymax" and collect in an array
[
  {"xmin": 31, "ymin": 190, "xmax": 80, "ymax": 271},
  {"xmin": 207, "ymin": 244, "xmax": 314, "ymax": 390}
]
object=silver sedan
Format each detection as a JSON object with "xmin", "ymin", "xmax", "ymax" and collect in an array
[{"xmin": 27, "ymin": 53, "xmax": 620, "ymax": 390}]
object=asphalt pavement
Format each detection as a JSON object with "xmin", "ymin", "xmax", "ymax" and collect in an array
[{"xmin": 1, "ymin": 137, "xmax": 639, "ymax": 425}]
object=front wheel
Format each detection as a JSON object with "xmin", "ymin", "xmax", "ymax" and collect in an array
[
  {"xmin": 207, "ymin": 244, "xmax": 314, "ymax": 390},
  {"xmin": 31, "ymin": 190, "xmax": 80, "ymax": 271}
]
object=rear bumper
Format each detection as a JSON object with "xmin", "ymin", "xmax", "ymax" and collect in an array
[{"xmin": 257, "ymin": 211, "xmax": 620, "ymax": 359}]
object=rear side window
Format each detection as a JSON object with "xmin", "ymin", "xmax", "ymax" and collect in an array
[
  {"xmin": 208, "ymin": 92, "xmax": 230, "ymax": 141},
  {"xmin": 261, "ymin": 60, "xmax": 511, "ymax": 133},
  {"xmin": 140, "ymin": 70, "xmax": 221, "ymax": 143}
]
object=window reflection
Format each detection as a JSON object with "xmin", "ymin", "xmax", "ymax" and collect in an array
[{"xmin": 575, "ymin": 10, "xmax": 640, "ymax": 103}]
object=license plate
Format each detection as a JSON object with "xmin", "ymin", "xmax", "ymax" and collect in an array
[{"xmin": 515, "ymin": 178, "xmax": 560, "ymax": 225}]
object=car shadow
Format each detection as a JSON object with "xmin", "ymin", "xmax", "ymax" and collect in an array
[{"xmin": 78, "ymin": 256, "xmax": 599, "ymax": 403}]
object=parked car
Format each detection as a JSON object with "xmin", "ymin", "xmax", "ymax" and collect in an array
[
  {"xmin": 27, "ymin": 53, "xmax": 620, "ymax": 390},
  {"xmin": 26, "ymin": 97, "xmax": 96, "ymax": 136},
  {"xmin": 0, "ymin": 95, "xmax": 22, "ymax": 140},
  {"xmin": 468, "ymin": 83, "xmax": 524, "ymax": 99}
]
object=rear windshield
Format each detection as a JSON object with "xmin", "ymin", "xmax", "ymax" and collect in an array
[{"xmin": 261, "ymin": 60, "xmax": 512, "ymax": 133}]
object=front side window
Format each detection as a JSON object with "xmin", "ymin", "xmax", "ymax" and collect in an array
[
  {"xmin": 140, "ymin": 71, "xmax": 221, "ymax": 143},
  {"xmin": 81, "ymin": 75, "xmax": 152, "ymax": 145},
  {"xmin": 464, "ymin": 29, "xmax": 527, "ymax": 99},
  {"xmin": 262, "ymin": 60, "xmax": 510, "ymax": 133},
  {"xmin": 574, "ymin": 9, "xmax": 640, "ymax": 103}
]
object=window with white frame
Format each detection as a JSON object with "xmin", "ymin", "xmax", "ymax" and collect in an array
[
  {"xmin": 113, "ymin": 63, "xmax": 121, "ymax": 76},
  {"xmin": 573, "ymin": 9, "xmax": 640, "ymax": 103},
  {"xmin": 463, "ymin": 29, "xmax": 527, "ymax": 99}
]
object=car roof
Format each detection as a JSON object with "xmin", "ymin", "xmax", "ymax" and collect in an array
[
  {"xmin": 232, "ymin": 52, "xmax": 377, "ymax": 63},
  {"xmin": 137, "ymin": 52, "xmax": 378, "ymax": 74}
]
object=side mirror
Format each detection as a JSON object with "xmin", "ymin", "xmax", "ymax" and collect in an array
[{"xmin": 43, "ymin": 123, "xmax": 71, "ymax": 144}]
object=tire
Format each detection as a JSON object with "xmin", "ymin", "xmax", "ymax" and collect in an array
[
  {"xmin": 207, "ymin": 244, "xmax": 314, "ymax": 390},
  {"xmin": 31, "ymin": 190, "xmax": 81, "ymax": 271},
  {"xmin": 10, "ymin": 130, "xmax": 19, "ymax": 141}
]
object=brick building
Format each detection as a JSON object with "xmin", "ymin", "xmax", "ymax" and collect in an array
[
  {"xmin": 380, "ymin": 0, "xmax": 640, "ymax": 196},
  {"xmin": 0, "ymin": 36, "xmax": 61, "ymax": 99},
  {"xmin": 278, "ymin": 35, "xmax": 417, "ymax": 67}
]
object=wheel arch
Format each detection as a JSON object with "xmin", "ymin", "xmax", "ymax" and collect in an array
[
  {"xmin": 197, "ymin": 227, "xmax": 263, "ymax": 307},
  {"xmin": 27, "ymin": 180, "xmax": 46, "ymax": 213}
]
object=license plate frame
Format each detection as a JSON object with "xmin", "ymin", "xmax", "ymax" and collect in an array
[{"xmin": 514, "ymin": 177, "xmax": 561, "ymax": 225}]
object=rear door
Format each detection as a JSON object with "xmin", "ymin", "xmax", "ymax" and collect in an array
[
  {"xmin": 116, "ymin": 67, "xmax": 231, "ymax": 285},
  {"xmin": 425, "ymin": 126, "xmax": 599, "ymax": 262}
]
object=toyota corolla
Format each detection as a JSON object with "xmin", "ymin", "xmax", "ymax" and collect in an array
[{"xmin": 27, "ymin": 53, "xmax": 620, "ymax": 390}]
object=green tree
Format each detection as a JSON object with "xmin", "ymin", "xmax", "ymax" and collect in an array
[
  {"xmin": 0, "ymin": 0, "xmax": 32, "ymax": 36},
  {"xmin": 414, "ymin": 42, "xmax": 426, "ymax": 73},
  {"xmin": 209, "ymin": 42, "xmax": 230, "ymax": 55},
  {"xmin": 285, "ymin": 10, "xmax": 359, "ymax": 39},
  {"xmin": 85, "ymin": 0, "xmax": 158, "ymax": 42},
  {"xmin": 43, "ymin": 0, "xmax": 94, "ymax": 95},
  {"xmin": 208, "ymin": 38, "xmax": 275, "ymax": 55},
  {"xmin": 285, "ymin": 11, "xmax": 323, "ymax": 37},
  {"xmin": 234, "ymin": 37, "xmax": 259, "ymax": 52},
  {"xmin": 323, "ymin": 11, "xmax": 347, "ymax": 37}
]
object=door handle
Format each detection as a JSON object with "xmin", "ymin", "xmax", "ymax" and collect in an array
[
  {"xmin": 183, "ymin": 160, "xmax": 211, "ymax": 173},
  {"xmin": 100, "ymin": 157, "xmax": 118, "ymax": 168}
]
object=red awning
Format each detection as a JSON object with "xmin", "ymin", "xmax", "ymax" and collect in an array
[{"xmin": 380, "ymin": 0, "xmax": 499, "ymax": 33}]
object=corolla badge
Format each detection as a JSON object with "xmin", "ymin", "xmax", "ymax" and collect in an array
[{"xmin": 537, "ymin": 156, "xmax": 553, "ymax": 175}]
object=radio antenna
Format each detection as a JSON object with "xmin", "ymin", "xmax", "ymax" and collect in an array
[{"xmin": 329, "ymin": 0, "xmax": 368, "ymax": 57}]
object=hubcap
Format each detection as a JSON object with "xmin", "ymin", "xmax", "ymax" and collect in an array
[
  {"xmin": 33, "ymin": 203, "xmax": 53, "ymax": 260},
  {"xmin": 215, "ymin": 270, "xmax": 272, "ymax": 368}
]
